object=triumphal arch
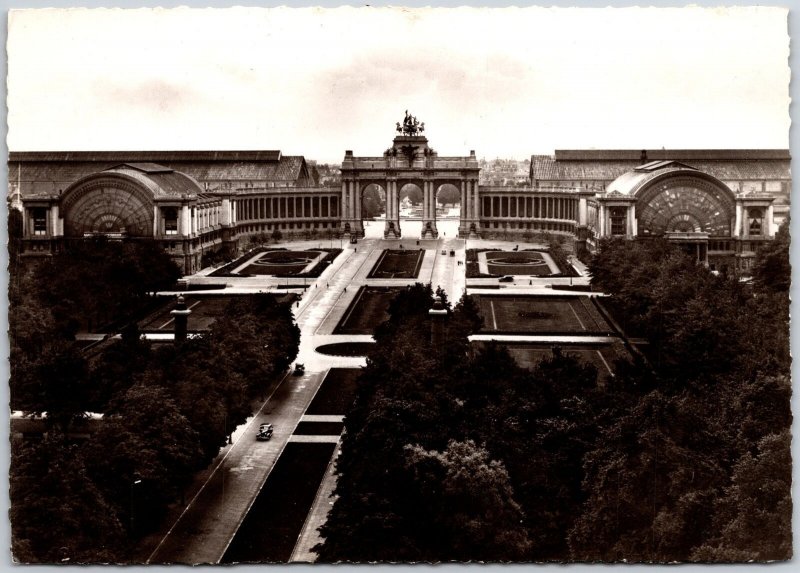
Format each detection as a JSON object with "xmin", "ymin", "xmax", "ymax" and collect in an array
[{"xmin": 339, "ymin": 113, "xmax": 481, "ymax": 239}]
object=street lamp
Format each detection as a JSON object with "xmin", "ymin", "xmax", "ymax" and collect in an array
[{"xmin": 130, "ymin": 478, "xmax": 142, "ymax": 535}]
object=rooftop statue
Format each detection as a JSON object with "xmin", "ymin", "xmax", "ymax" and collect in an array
[{"xmin": 396, "ymin": 110, "xmax": 425, "ymax": 137}]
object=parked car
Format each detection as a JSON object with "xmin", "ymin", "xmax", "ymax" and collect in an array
[
  {"xmin": 257, "ymin": 423, "xmax": 274, "ymax": 441},
  {"xmin": 499, "ymin": 275, "xmax": 514, "ymax": 283}
]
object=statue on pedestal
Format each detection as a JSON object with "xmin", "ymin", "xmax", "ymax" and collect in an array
[{"xmin": 398, "ymin": 110, "xmax": 425, "ymax": 137}]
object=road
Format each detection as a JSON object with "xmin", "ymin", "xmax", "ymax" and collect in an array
[{"xmin": 142, "ymin": 223, "xmax": 587, "ymax": 563}]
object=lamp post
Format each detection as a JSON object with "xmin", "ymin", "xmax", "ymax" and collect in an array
[{"xmin": 130, "ymin": 478, "xmax": 142, "ymax": 535}]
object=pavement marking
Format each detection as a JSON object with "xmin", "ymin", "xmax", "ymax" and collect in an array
[
  {"xmin": 567, "ymin": 300, "xmax": 587, "ymax": 331},
  {"xmin": 288, "ymin": 435, "xmax": 341, "ymax": 443},
  {"xmin": 596, "ymin": 349, "xmax": 614, "ymax": 375},
  {"xmin": 301, "ymin": 415, "xmax": 345, "ymax": 422},
  {"xmin": 156, "ymin": 299, "xmax": 203, "ymax": 329},
  {"xmin": 145, "ymin": 369, "xmax": 292, "ymax": 564}
]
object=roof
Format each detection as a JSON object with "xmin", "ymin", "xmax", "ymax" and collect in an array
[
  {"xmin": 10, "ymin": 153, "xmax": 314, "ymax": 200},
  {"xmin": 9, "ymin": 150, "xmax": 282, "ymax": 162},
  {"xmin": 91, "ymin": 166, "xmax": 204, "ymax": 199},
  {"xmin": 553, "ymin": 149, "xmax": 790, "ymax": 161},
  {"xmin": 531, "ymin": 151, "xmax": 791, "ymax": 183},
  {"xmin": 604, "ymin": 161, "xmax": 734, "ymax": 199}
]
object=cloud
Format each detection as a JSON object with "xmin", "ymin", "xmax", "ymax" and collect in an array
[{"xmin": 95, "ymin": 79, "xmax": 203, "ymax": 114}]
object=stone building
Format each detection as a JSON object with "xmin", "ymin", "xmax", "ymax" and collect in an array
[
  {"xmin": 10, "ymin": 151, "xmax": 340, "ymax": 273},
  {"xmin": 11, "ymin": 144, "xmax": 789, "ymax": 276}
]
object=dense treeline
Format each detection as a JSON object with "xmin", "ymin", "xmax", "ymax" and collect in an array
[
  {"xmin": 10, "ymin": 242, "xmax": 300, "ymax": 563},
  {"xmin": 317, "ymin": 228, "xmax": 790, "ymax": 562}
]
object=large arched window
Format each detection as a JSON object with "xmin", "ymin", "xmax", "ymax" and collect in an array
[{"xmin": 636, "ymin": 178, "xmax": 734, "ymax": 237}]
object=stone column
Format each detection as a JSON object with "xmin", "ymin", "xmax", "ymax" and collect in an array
[
  {"xmin": 220, "ymin": 197, "xmax": 231, "ymax": 226},
  {"xmin": 743, "ymin": 207, "xmax": 750, "ymax": 238},
  {"xmin": 598, "ymin": 204, "xmax": 606, "ymax": 237},
  {"xmin": 153, "ymin": 206, "xmax": 160, "ymax": 236},
  {"xmin": 181, "ymin": 204, "xmax": 191, "ymax": 237},
  {"xmin": 341, "ymin": 181, "xmax": 348, "ymax": 232},
  {"xmin": 734, "ymin": 202, "xmax": 742, "ymax": 237},
  {"xmin": 473, "ymin": 180, "xmax": 480, "ymax": 221},
  {"xmin": 767, "ymin": 204, "xmax": 775, "ymax": 237}
]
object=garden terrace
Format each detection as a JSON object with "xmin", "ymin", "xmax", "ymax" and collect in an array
[
  {"xmin": 137, "ymin": 293, "xmax": 298, "ymax": 333},
  {"xmin": 221, "ymin": 442, "xmax": 337, "ymax": 563},
  {"xmin": 315, "ymin": 342, "xmax": 375, "ymax": 357},
  {"xmin": 210, "ymin": 248, "xmax": 342, "ymax": 278},
  {"xmin": 474, "ymin": 294, "xmax": 612, "ymax": 335},
  {"xmin": 483, "ymin": 250, "xmax": 558, "ymax": 276},
  {"xmin": 305, "ymin": 369, "xmax": 361, "ymax": 416},
  {"xmin": 333, "ymin": 286, "xmax": 406, "ymax": 335},
  {"xmin": 367, "ymin": 249, "xmax": 425, "ymax": 279},
  {"xmin": 491, "ymin": 340, "xmax": 629, "ymax": 385}
]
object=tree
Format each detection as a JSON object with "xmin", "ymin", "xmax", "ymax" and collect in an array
[
  {"xmin": 692, "ymin": 431, "xmax": 792, "ymax": 562},
  {"xmin": 752, "ymin": 219, "xmax": 790, "ymax": 293},
  {"xmin": 436, "ymin": 186, "xmax": 459, "ymax": 207},
  {"xmin": 84, "ymin": 384, "xmax": 203, "ymax": 534},
  {"xmin": 10, "ymin": 437, "xmax": 126, "ymax": 563},
  {"xmin": 17, "ymin": 341, "xmax": 91, "ymax": 435},
  {"xmin": 403, "ymin": 440, "xmax": 531, "ymax": 561}
]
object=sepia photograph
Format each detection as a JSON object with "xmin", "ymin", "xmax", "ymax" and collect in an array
[{"xmin": 5, "ymin": 3, "xmax": 793, "ymax": 565}]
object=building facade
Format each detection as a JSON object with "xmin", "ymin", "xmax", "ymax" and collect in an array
[
  {"xmin": 12, "ymin": 146, "xmax": 789, "ymax": 275},
  {"xmin": 11, "ymin": 151, "xmax": 340, "ymax": 273}
]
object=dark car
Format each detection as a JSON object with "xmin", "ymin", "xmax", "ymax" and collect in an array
[
  {"xmin": 257, "ymin": 423, "xmax": 274, "ymax": 441},
  {"xmin": 499, "ymin": 275, "xmax": 514, "ymax": 283}
]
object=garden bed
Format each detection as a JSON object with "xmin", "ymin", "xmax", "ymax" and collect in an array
[
  {"xmin": 315, "ymin": 342, "xmax": 375, "ymax": 357},
  {"xmin": 333, "ymin": 286, "xmax": 405, "ymax": 335},
  {"xmin": 306, "ymin": 369, "xmax": 361, "ymax": 416},
  {"xmin": 210, "ymin": 248, "xmax": 342, "ymax": 278},
  {"xmin": 474, "ymin": 294, "xmax": 612, "ymax": 335},
  {"xmin": 220, "ymin": 442, "xmax": 337, "ymax": 563},
  {"xmin": 367, "ymin": 249, "xmax": 425, "ymax": 279}
]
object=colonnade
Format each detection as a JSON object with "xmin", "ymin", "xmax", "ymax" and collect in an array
[
  {"xmin": 481, "ymin": 194, "xmax": 577, "ymax": 220},
  {"xmin": 235, "ymin": 194, "xmax": 339, "ymax": 222}
]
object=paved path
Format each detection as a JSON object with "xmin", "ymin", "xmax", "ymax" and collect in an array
[{"xmin": 143, "ymin": 234, "xmax": 599, "ymax": 563}]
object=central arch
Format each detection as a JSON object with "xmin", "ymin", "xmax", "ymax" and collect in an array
[{"xmin": 339, "ymin": 123, "xmax": 480, "ymax": 239}]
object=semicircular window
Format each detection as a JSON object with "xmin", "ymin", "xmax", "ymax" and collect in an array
[
  {"xmin": 63, "ymin": 184, "xmax": 153, "ymax": 237},
  {"xmin": 637, "ymin": 185, "xmax": 732, "ymax": 237}
]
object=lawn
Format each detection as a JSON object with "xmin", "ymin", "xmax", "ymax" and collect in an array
[
  {"xmin": 475, "ymin": 295, "xmax": 612, "ymax": 335},
  {"xmin": 210, "ymin": 248, "xmax": 341, "ymax": 278},
  {"xmin": 220, "ymin": 442, "xmax": 336, "ymax": 563},
  {"xmin": 333, "ymin": 286, "xmax": 405, "ymax": 335},
  {"xmin": 306, "ymin": 369, "xmax": 361, "ymax": 416},
  {"xmin": 485, "ymin": 250, "xmax": 554, "ymax": 276},
  {"xmin": 293, "ymin": 421, "xmax": 345, "ymax": 435},
  {"xmin": 497, "ymin": 341, "xmax": 628, "ymax": 384},
  {"xmin": 137, "ymin": 294, "xmax": 298, "ymax": 333},
  {"xmin": 315, "ymin": 342, "xmax": 375, "ymax": 357},
  {"xmin": 368, "ymin": 249, "xmax": 425, "ymax": 278},
  {"xmin": 239, "ymin": 250, "xmax": 324, "ymax": 276}
]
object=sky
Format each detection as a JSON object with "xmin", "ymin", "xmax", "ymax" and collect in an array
[{"xmin": 6, "ymin": 6, "xmax": 791, "ymax": 163}]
